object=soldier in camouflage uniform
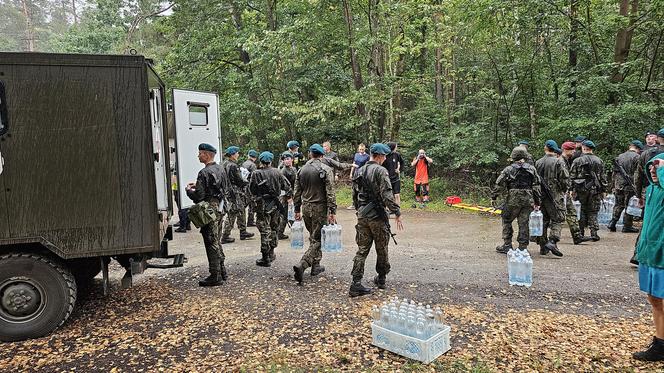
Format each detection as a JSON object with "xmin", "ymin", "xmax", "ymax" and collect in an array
[
  {"xmin": 250, "ymin": 152, "xmax": 292, "ymax": 267},
  {"xmin": 221, "ymin": 146, "xmax": 255, "ymax": 243},
  {"xmin": 608, "ymin": 140, "xmax": 643, "ymax": 233},
  {"xmin": 534, "ymin": 140, "xmax": 566, "ymax": 257},
  {"xmin": 185, "ymin": 143, "xmax": 228, "ymax": 287},
  {"xmin": 277, "ymin": 152, "xmax": 297, "ymax": 240},
  {"xmin": 492, "ymin": 147, "xmax": 542, "ymax": 254},
  {"xmin": 292, "ymin": 144, "xmax": 336, "ymax": 285},
  {"xmin": 561, "ymin": 142, "xmax": 592, "ymax": 244},
  {"xmin": 570, "ymin": 140, "xmax": 608, "ymax": 241},
  {"xmin": 517, "ymin": 140, "xmax": 535, "ymax": 165},
  {"xmin": 242, "ymin": 150, "xmax": 259, "ymax": 227},
  {"xmin": 348, "ymin": 143, "xmax": 403, "ymax": 297}
]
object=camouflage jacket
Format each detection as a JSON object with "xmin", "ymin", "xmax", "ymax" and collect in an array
[
  {"xmin": 612, "ymin": 150, "xmax": 639, "ymax": 191},
  {"xmin": 293, "ymin": 158, "xmax": 336, "ymax": 215},
  {"xmin": 570, "ymin": 153, "xmax": 608, "ymax": 194},
  {"xmin": 186, "ymin": 162, "xmax": 229, "ymax": 204},
  {"xmin": 535, "ymin": 154, "xmax": 569, "ymax": 196},
  {"xmin": 352, "ymin": 161, "xmax": 401, "ymax": 219},
  {"xmin": 492, "ymin": 162, "xmax": 542, "ymax": 206},
  {"xmin": 249, "ymin": 166, "xmax": 292, "ymax": 213}
]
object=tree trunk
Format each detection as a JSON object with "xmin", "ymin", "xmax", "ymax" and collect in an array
[
  {"xmin": 433, "ymin": 3, "xmax": 443, "ymax": 105},
  {"xmin": 20, "ymin": 0, "xmax": 35, "ymax": 52},
  {"xmin": 71, "ymin": 0, "xmax": 78, "ymax": 24},
  {"xmin": 265, "ymin": 0, "xmax": 277, "ymax": 31},
  {"xmin": 341, "ymin": 0, "xmax": 368, "ymax": 139},
  {"xmin": 611, "ymin": 0, "xmax": 639, "ymax": 83},
  {"xmin": 568, "ymin": 0, "xmax": 578, "ymax": 100}
]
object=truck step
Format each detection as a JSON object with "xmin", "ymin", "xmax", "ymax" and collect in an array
[{"xmin": 146, "ymin": 254, "xmax": 187, "ymax": 269}]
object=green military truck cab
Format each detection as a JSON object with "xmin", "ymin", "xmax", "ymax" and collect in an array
[{"xmin": 0, "ymin": 53, "xmax": 222, "ymax": 342}]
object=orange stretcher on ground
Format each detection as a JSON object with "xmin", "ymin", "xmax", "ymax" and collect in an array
[{"xmin": 445, "ymin": 196, "xmax": 502, "ymax": 215}]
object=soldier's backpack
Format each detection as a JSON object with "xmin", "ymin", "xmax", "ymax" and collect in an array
[{"xmin": 187, "ymin": 201, "xmax": 217, "ymax": 228}]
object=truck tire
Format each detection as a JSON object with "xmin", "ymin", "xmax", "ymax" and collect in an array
[{"xmin": 0, "ymin": 252, "xmax": 77, "ymax": 342}]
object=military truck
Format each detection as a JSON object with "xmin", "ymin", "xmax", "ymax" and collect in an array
[{"xmin": 0, "ymin": 53, "xmax": 222, "ymax": 341}]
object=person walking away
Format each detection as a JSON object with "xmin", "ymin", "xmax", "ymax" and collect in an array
[
  {"xmin": 609, "ymin": 140, "xmax": 643, "ymax": 233},
  {"xmin": 243, "ymin": 150, "xmax": 259, "ymax": 227},
  {"xmin": 383, "ymin": 142, "xmax": 405, "ymax": 206},
  {"xmin": 633, "ymin": 154, "xmax": 664, "ymax": 361},
  {"xmin": 411, "ymin": 149, "xmax": 433, "ymax": 207},
  {"xmin": 348, "ymin": 144, "xmax": 404, "ymax": 297},
  {"xmin": 221, "ymin": 146, "xmax": 255, "ymax": 243},
  {"xmin": 250, "ymin": 152, "xmax": 292, "ymax": 267},
  {"xmin": 292, "ymin": 144, "xmax": 336, "ymax": 285},
  {"xmin": 535, "ymin": 140, "xmax": 566, "ymax": 257},
  {"xmin": 517, "ymin": 140, "xmax": 535, "ymax": 165},
  {"xmin": 571, "ymin": 135, "xmax": 587, "ymax": 163},
  {"xmin": 570, "ymin": 140, "xmax": 608, "ymax": 241},
  {"xmin": 277, "ymin": 152, "xmax": 297, "ymax": 240},
  {"xmin": 185, "ymin": 143, "xmax": 228, "ymax": 287},
  {"xmin": 492, "ymin": 147, "xmax": 542, "ymax": 254},
  {"xmin": 348, "ymin": 143, "xmax": 370, "ymax": 209},
  {"xmin": 561, "ymin": 142, "xmax": 592, "ymax": 244}
]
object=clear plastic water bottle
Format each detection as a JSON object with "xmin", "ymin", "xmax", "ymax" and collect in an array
[
  {"xmin": 397, "ymin": 314, "xmax": 407, "ymax": 334},
  {"xmin": 415, "ymin": 315, "xmax": 426, "ymax": 340},
  {"xmin": 616, "ymin": 211, "xmax": 625, "ymax": 231},
  {"xmin": 287, "ymin": 201, "xmax": 295, "ymax": 221},
  {"xmin": 371, "ymin": 305, "xmax": 381, "ymax": 324},
  {"xmin": 380, "ymin": 304, "xmax": 390, "ymax": 327},
  {"xmin": 321, "ymin": 225, "xmax": 329, "ymax": 252},
  {"xmin": 507, "ymin": 247, "xmax": 517, "ymax": 286},
  {"xmin": 524, "ymin": 252, "xmax": 533, "ymax": 287},
  {"xmin": 515, "ymin": 250, "xmax": 526, "ymax": 286},
  {"xmin": 406, "ymin": 316, "xmax": 416, "ymax": 337},
  {"xmin": 574, "ymin": 200, "xmax": 581, "ymax": 220},
  {"xmin": 290, "ymin": 221, "xmax": 304, "ymax": 249},
  {"xmin": 626, "ymin": 196, "xmax": 642, "ymax": 217},
  {"xmin": 529, "ymin": 209, "xmax": 543, "ymax": 237},
  {"xmin": 335, "ymin": 224, "xmax": 343, "ymax": 252}
]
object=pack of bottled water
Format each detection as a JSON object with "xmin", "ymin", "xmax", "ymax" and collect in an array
[
  {"xmin": 574, "ymin": 200, "xmax": 581, "ymax": 220},
  {"xmin": 507, "ymin": 248, "xmax": 533, "ymax": 287},
  {"xmin": 321, "ymin": 224, "xmax": 342, "ymax": 252},
  {"xmin": 615, "ymin": 211, "xmax": 625, "ymax": 230},
  {"xmin": 290, "ymin": 221, "xmax": 304, "ymax": 250},
  {"xmin": 529, "ymin": 210, "xmax": 543, "ymax": 237},
  {"xmin": 370, "ymin": 297, "xmax": 451, "ymax": 363},
  {"xmin": 626, "ymin": 196, "xmax": 642, "ymax": 217},
  {"xmin": 598, "ymin": 194, "xmax": 615, "ymax": 226},
  {"xmin": 287, "ymin": 201, "xmax": 295, "ymax": 221}
]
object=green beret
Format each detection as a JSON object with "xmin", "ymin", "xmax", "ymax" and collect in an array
[
  {"xmin": 658, "ymin": 128, "xmax": 664, "ymax": 138},
  {"xmin": 248, "ymin": 150, "xmax": 259, "ymax": 158},
  {"xmin": 259, "ymin": 151, "xmax": 274, "ymax": 163},
  {"xmin": 631, "ymin": 140, "xmax": 644, "ymax": 150},
  {"xmin": 511, "ymin": 147, "xmax": 529, "ymax": 161},
  {"xmin": 198, "ymin": 143, "xmax": 217, "ymax": 153},
  {"xmin": 544, "ymin": 139, "xmax": 560, "ymax": 152},
  {"xmin": 518, "ymin": 140, "xmax": 530, "ymax": 146},
  {"xmin": 281, "ymin": 151, "xmax": 293, "ymax": 159},
  {"xmin": 582, "ymin": 140, "xmax": 596, "ymax": 149},
  {"xmin": 225, "ymin": 146, "xmax": 240, "ymax": 155},
  {"xmin": 369, "ymin": 143, "xmax": 391, "ymax": 155},
  {"xmin": 574, "ymin": 135, "xmax": 587, "ymax": 142},
  {"xmin": 309, "ymin": 144, "xmax": 325, "ymax": 155},
  {"xmin": 287, "ymin": 140, "xmax": 300, "ymax": 149}
]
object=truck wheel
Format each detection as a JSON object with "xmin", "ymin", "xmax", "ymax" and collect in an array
[{"xmin": 0, "ymin": 252, "xmax": 77, "ymax": 342}]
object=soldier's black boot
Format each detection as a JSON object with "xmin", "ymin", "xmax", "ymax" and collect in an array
[
  {"xmin": 268, "ymin": 247, "xmax": 276, "ymax": 263},
  {"xmin": 496, "ymin": 244, "xmax": 512, "ymax": 254},
  {"xmin": 221, "ymin": 236, "xmax": 235, "ymax": 244},
  {"xmin": 240, "ymin": 231, "xmax": 255, "ymax": 240},
  {"xmin": 247, "ymin": 216, "xmax": 256, "ymax": 227},
  {"xmin": 607, "ymin": 219, "xmax": 617, "ymax": 232},
  {"xmin": 373, "ymin": 275, "xmax": 386, "ymax": 290},
  {"xmin": 293, "ymin": 262, "xmax": 305, "ymax": 285},
  {"xmin": 199, "ymin": 275, "xmax": 223, "ymax": 287},
  {"xmin": 590, "ymin": 231, "xmax": 601, "ymax": 242},
  {"xmin": 573, "ymin": 235, "xmax": 592, "ymax": 245},
  {"xmin": 310, "ymin": 264, "xmax": 326, "ymax": 276},
  {"xmin": 349, "ymin": 281, "xmax": 373, "ymax": 297},
  {"xmin": 220, "ymin": 264, "xmax": 228, "ymax": 281},
  {"xmin": 539, "ymin": 241, "xmax": 549, "ymax": 255},
  {"xmin": 544, "ymin": 240, "xmax": 563, "ymax": 257},
  {"xmin": 633, "ymin": 337, "xmax": 664, "ymax": 361},
  {"xmin": 278, "ymin": 234, "xmax": 289, "ymax": 240},
  {"xmin": 174, "ymin": 227, "xmax": 188, "ymax": 233},
  {"xmin": 622, "ymin": 226, "xmax": 639, "ymax": 233},
  {"xmin": 630, "ymin": 251, "xmax": 639, "ymax": 266},
  {"xmin": 256, "ymin": 252, "xmax": 271, "ymax": 267}
]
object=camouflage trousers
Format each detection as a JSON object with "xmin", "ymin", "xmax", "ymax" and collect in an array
[
  {"xmin": 613, "ymin": 189, "xmax": 635, "ymax": 228},
  {"xmin": 222, "ymin": 201, "xmax": 247, "ymax": 237},
  {"xmin": 256, "ymin": 207, "xmax": 280, "ymax": 258},
  {"xmin": 564, "ymin": 193, "xmax": 581, "ymax": 239},
  {"xmin": 501, "ymin": 201, "xmax": 533, "ymax": 249},
  {"xmin": 577, "ymin": 191, "xmax": 601, "ymax": 235},
  {"xmin": 351, "ymin": 218, "xmax": 391, "ymax": 282},
  {"xmin": 246, "ymin": 202, "xmax": 256, "ymax": 226},
  {"xmin": 298, "ymin": 202, "xmax": 328, "ymax": 269},
  {"xmin": 201, "ymin": 202, "xmax": 224, "ymax": 278},
  {"xmin": 277, "ymin": 196, "xmax": 291, "ymax": 237},
  {"xmin": 536, "ymin": 196, "xmax": 565, "ymax": 245}
]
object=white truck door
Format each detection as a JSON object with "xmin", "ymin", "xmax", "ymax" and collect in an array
[
  {"xmin": 172, "ymin": 89, "xmax": 221, "ymax": 209},
  {"xmin": 150, "ymin": 88, "xmax": 169, "ymax": 211}
]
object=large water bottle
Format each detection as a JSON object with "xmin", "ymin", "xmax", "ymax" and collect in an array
[
  {"xmin": 335, "ymin": 224, "xmax": 343, "ymax": 252},
  {"xmin": 515, "ymin": 250, "xmax": 526, "ymax": 286},
  {"xmin": 287, "ymin": 201, "xmax": 295, "ymax": 221},
  {"xmin": 529, "ymin": 209, "xmax": 543, "ymax": 237},
  {"xmin": 574, "ymin": 200, "xmax": 581, "ymax": 220},
  {"xmin": 507, "ymin": 247, "xmax": 517, "ymax": 286},
  {"xmin": 524, "ymin": 252, "xmax": 533, "ymax": 287},
  {"xmin": 290, "ymin": 221, "xmax": 304, "ymax": 250},
  {"xmin": 626, "ymin": 196, "xmax": 642, "ymax": 217},
  {"xmin": 321, "ymin": 225, "xmax": 329, "ymax": 251}
]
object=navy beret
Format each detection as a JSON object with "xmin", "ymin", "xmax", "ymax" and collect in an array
[
  {"xmin": 259, "ymin": 151, "xmax": 274, "ymax": 163},
  {"xmin": 248, "ymin": 149, "xmax": 259, "ymax": 158},
  {"xmin": 225, "ymin": 146, "xmax": 240, "ymax": 155},
  {"xmin": 369, "ymin": 143, "xmax": 391, "ymax": 155},
  {"xmin": 582, "ymin": 140, "xmax": 596, "ymax": 149},
  {"xmin": 198, "ymin": 143, "xmax": 217, "ymax": 153},
  {"xmin": 287, "ymin": 140, "xmax": 300, "ymax": 149},
  {"xmin": 309, "ymin": 144, "xmax": 325, "ymax": 155}
]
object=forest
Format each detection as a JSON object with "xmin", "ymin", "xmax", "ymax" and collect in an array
[{"xmin": 1, "ymin": 0, "xmax": 663, "ymax": 181}]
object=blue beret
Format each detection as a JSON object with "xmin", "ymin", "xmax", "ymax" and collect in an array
[
  {"xmin": 631, "ymin": 140, "xmax": 644, "ymax": 150},
  {"xmin": 248, "ymin": 150, "xmax": 259, "ymax": 158},
  {"xmin": 259, "ymin": 151, "xmax": 274, "ymax": 163},
  {"xmin": 287, "ymin": 140, "xmax": 300, "ymax": 149},
  {"xmin": 369, "ymin": 143, "xmax": 391, "ymax": 155},
  {"xmin": 198, "ymin": 143, "xmax": 217, "ymax": 153},
  {"xmin": 544, "ymin": 140, "xmax": 560, "ymax": 152},
  {"xmin": 309, "ymin": 144, "xmax": 325, "ymax": 155},
  {"xmin": 225, "ymin": 146, "xmax": 240, "ymax": 155},
  {"xmin": 658, "ymin": 128, "xmax": 664, "ymax": 137},
  {"xmin": 574, "ymin": 135, "xmax": 587, "ymax": 142},
  {"xmin": 582, "ymin": 140, "xmax": 596, "ymax": 149},
  {"xmin": 518, "ymin": 140, "xmax": 529, "ymax": 146},
  {"xmin": 281, "ymin": 151, "xmax": 293, "ymax": 159}
]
